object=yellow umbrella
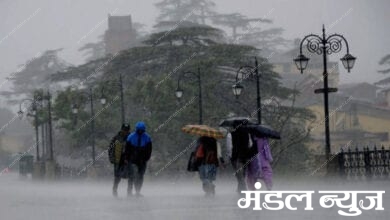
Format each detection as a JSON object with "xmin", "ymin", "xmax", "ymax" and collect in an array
[{"xmin": 181, "ymin": 125, "xmax": 225, "ymax": 139}]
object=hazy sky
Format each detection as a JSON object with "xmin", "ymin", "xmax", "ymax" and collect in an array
[{"xmin": 0, "ymin": 0, "xmax": 389, "ymax": 90}]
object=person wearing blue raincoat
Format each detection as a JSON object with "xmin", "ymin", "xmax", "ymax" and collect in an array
[{"xmin": 124, "ymin": 122, "xmax": 152, "ymax": 197}]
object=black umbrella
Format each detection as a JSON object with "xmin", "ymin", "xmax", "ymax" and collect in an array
[
  {"xmin": 219, "ymin": 117, "xmax": 257, "ymax": 128},
  {"xmin": 245, "ymin": 124, "xmax": 281, "ymax": 140}
]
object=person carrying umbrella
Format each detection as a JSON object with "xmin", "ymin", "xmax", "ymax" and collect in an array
[
  {"xmin": 246, "ymin": 134, "xmax": 273, "ymax": 190},
  {"xmin": 226, "ymin": 125, "xmax": 252, "ymax": 193},
  {"xmin": 195, "ymin": 136, "xmax": 222, "ymax": 196},
  {"xmin": 182, "ymin": 125, "xmax": 225, "ymax": 196},
  {"xmin": 220, "ymin": 118, "xmax": 279, "ymax": 192},
  {"xmin": 244, "ymin": 124, "xmax": 279, "ymax": 191}
]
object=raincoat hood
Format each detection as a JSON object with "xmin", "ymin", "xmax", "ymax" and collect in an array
[
  {"xmin": 135, "ymin": 121, "xmax": 146, "ymax": 132},
  {"xmin": 127, "ymin": 121, "xmax": 151, "ymax": 148}
]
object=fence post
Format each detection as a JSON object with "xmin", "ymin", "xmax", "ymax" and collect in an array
[
  {"xmin": 338, "ymin": 148, "xmax": 345, "ymax": 178},
  {"xmin": 364, "ymin": 147, "xmax": 371, "ymax": 179}
]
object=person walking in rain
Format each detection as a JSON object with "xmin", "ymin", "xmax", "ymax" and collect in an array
[
  {"xmin": 195, "ymin": 136, "xmax": 223, "ymax": 196},
  {"xmin": 109, "ymin": 123, "xmax": 131, "ymax": 197},
  {"xmin": 226, "ymin": 126, "xmax": 252, "ymax": 193},
  {"xmin": 125, "ymin": 121, "xmax": 152, "ymax": 197},
  {"xmin": 246, "ymin": 135, "xmax": 273, "ymax": 190}
]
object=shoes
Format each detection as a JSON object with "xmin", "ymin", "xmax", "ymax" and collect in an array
[
  {"xmin": 210, "ymin": 184, "xmax": 215, "ymax": 195},
  {"xmin": 135, "ymin": 192, "xmax": 144, "ymax": 198},
  {"xmin": 203, "ymin": 183, "xmax": 216, "ymax": 197},
  {"xmin": 112, "ymin": 190, "xmax": 118, "ymax": 197}
]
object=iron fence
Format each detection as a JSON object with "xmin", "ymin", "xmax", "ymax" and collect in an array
[{"xmin": 338, "ymin": 146, "xmax": 390, "ymax": 180}]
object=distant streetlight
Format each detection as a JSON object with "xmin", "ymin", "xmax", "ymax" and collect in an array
[
  {"xmin": 233, "ymin": 57, "xmax": 262, "ymax": 124},
  {"xmin": 175, "ymin": 67, "xmax": 203, "ymax": 124},
  {"xmin": 72, "ymin": 88, "xmax": 106, "ymax": 164},
  {"xmin": 18, "ymin": 98, "xmax": 40, "ymax": 161}
]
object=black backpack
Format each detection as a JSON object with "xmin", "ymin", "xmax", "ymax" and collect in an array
[{"xmin": 108, "ymin": 137, "xmax": 116, "ymax": 164}]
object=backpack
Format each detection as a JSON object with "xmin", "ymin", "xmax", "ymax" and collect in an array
[{"xmin": 108, "ymin": 137, "xmax": 116, "ymax": 164}]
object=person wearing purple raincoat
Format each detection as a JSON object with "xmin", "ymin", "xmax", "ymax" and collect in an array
[{"xmin": 246, "ymin": 135, "xmax": 273, "ymax": 190}]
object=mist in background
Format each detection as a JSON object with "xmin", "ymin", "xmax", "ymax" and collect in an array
[{"xmin": 0, "ymin": 0, "xmax": 389, "ymax": 90}]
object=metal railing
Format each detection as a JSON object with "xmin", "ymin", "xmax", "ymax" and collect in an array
[{"xmin": 338, "ymin": 146, "xmax": 390, "ymax": 180}]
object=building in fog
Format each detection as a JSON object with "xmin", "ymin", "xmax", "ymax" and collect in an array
[
  {"xmin": 104, "ymin": 14, "xmax": 137, "ymax": 55},
  {"xmin": 339, "ymin": 82, "xmax": 383, "ymax": 104}
]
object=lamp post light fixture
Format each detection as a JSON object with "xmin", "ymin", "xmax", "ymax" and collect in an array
[
  {"xmin": 175, "ymin": 67, "xmax": 203, "ymax": 125},
  {"xmin": 232, "ymin": 83, "xmax": 244, "ymax": 97},
  {"xmin": 233, "ymin": 57, "xmax": 262, "ymax": 124},
  {"xmin": 294, "ymin": 25, "xmax": 356, "ymax": 170}
]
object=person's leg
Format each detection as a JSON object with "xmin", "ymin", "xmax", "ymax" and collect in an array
[
  {"xmin": 134, "ymin": 162, "xmax": 147, "ymax": 196},
  {"xmin": 209, "ymin": 165, "xmax": 217, "ymax": 196},
  {"xmin": 246, "ymin": 159, "xmax": 261, "ymax": 190},
  {"xmin": 127, "ymin": 163, "xmax": 135, "ymax": 196},
  {"xmin": 113, "ymin": 165, "xmax": 121, "ymax": 197},
  {"xmin": 233, "ymin": 160, "xmax": 247, "ymax": 193},
  {"xmin": 262, "ymin": 166, "xmax": 273, "ymax": 190},
  {"xmin": 198, "ymin": 165, "xmax": 209, "ymax": 195}
]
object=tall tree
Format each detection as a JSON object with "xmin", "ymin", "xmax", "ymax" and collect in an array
[
  {"xmin": 1, "ymin": 49, "xmax": 70, "ymax": 101},
  {"xmin": 155, "ymin": 0, "xmax": 216, "ymax": 26},
  {"xmin": 50, "ymin": 24, "xmax": 314, "ymax": 175},
  {"xmin": 236, "ymin": 27, "xmax": 290, "ymax": 56},
  {"xmin": 211, "ymin": 13, "xmax": 272, "ymax": 42},
  {"xmin": 78, "ymin": 35, "xmax": 106, "ymax": 62}
]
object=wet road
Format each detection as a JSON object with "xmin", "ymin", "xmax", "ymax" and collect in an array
[{"xmin": 0, "ymin": 173, "xmax": 388, "ymax": 220}]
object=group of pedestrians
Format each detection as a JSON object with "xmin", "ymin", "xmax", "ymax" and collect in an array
[
  {"xmin": 191, "ymin": 124, "xmax": 273, "ymax": 196},
  {"xmin": 227, "ymin": 125, "xmax": 273, "ymax": 192},
  {"xmin": 108, "ymin": 122, "xmax": 152, "ymax": 197},
  {"xmin": 108, "ymin": 120, "xmax": 273, "ymax": 198}
]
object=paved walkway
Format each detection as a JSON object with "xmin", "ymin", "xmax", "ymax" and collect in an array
[{"xmin": 0, "ymin": 173, "xmax": 388, "ymax": 220}]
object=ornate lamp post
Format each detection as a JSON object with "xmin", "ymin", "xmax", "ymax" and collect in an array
[
  {"xmin": 175, "ymin": 67, "xmax": 203, "ymax": 124},
  {"xmin": 18, "ymin": 98, "xmax": 40, "ymax": 161},
  {"xmin": 293, "ymin": 25, "xmax": 356, "ymax": 167},
  {"xmin": 232, "ymin": 57, "xmax": 262, "ymax": 124},
  {"xmin": 72, "ymin": 88, "xmax": 106, "ymax": 164}
]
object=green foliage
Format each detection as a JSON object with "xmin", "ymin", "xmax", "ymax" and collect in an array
[{"xmin": 46, "ymin": 7, "xmax": 313, "ymax": 176}]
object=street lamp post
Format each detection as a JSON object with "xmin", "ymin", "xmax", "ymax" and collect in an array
[
  {"xmin": 72, "ymin": 88, "xmax": 106, "ymax": 164},
  {"xmin": 101, "ymin": 73, "xmax": 125, "ymax": 124},
  {"xmin": 46, "ymin": 91, "xmax": 54, "ymax": 161},
  {"xmin": 18, "ymin": 98, "xmax": 40, "ymax": 161},
  {"xmin": 175, "ymin": 67, "xmax": 203, "ymax": 124},
  {"xmin": 293, "ymin": 25, "xmax": 356, "ymax": 169},
  {"xmin": 232, "ymin": 57, "xmax": 262, "ymax": 124},
  {"xmin": 119, "ymin": 74, "xmax": 125, "ymax": 124}
]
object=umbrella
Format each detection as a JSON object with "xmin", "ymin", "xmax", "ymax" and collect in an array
[
  {"xmin": 181, "ymin": 125, "xmax": 225, "ymax": 139},
  {"xmin": 245, "ymin": 124, "xmax": 281, "ymax": 140},
  {"xmin": 219, "ymin": 117, "xmax": 257, "ymax": 128}
]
